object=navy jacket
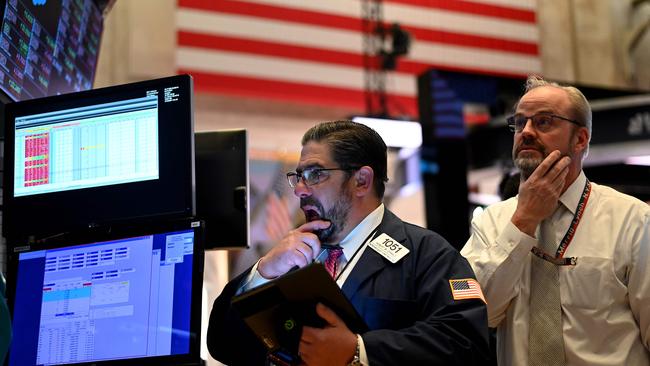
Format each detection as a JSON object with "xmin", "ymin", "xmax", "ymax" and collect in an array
[{"xmin": 207, "ymin": 209, "xmax": 490, "ymax": 365}]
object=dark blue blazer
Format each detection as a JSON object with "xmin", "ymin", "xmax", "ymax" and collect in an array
[{"xmin": 208, "ymin": 209, "xmax": 490, "ymax": 365}]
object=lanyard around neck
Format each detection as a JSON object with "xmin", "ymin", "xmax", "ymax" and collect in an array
[{"xmin": 530, "ymin": 179, "xmax": 591, "ymax": 266}]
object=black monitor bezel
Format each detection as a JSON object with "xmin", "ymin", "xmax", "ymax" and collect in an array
[
  {"xmin": 3, "ymin": 74, "xmax": 196, "ymax": 244},
  {"xmin": 195, "ymin": 129, "xmax": 250, "ymax": 249},
  {"xmin": 5, "ymin": 217, "xmax": 205, "ymax": 366}
]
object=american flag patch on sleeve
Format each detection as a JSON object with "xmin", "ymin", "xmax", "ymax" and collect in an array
[{"xmin": 449, "ymin": 278, "xmax": 486, "ymax": 304}]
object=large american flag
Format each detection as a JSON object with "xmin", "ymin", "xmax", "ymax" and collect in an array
[{"xmin": 176, "ymin": 0, "xmax": 540, "ymax": 117}]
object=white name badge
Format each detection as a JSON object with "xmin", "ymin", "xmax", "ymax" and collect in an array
[{"xmin": 368, "ymin": 233, "xmax": 410, "ymax": 263}]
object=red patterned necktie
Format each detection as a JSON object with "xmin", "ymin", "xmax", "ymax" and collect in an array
[{"xmin": 324, "ymin": 247, "xmax": 344, "ymax": 279}]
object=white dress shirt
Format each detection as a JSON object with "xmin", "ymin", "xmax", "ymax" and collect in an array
[{"xmin": 461, "ymin": 171, "xmax": 650, "ymax": 366}]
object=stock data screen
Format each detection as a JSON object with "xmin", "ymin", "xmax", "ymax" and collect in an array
[
  {"xmin": 9, "ymin": 227, "xmax": 197, "ymax": 365},
  {"xmin": 13, "ymin": 95, "xmax": 160, "ymax": 197},
  {"xmin": 0, "ymin": 0, "xmax": 103, "ymax": 101}
]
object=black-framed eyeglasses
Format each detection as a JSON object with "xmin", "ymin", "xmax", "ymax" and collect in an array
[
  {"xmin": 506, "ymin": 113, "xmax": 581, "ymax": 133},
  {"xmin": 286, "ymin": 167, "xmax": 360, "ymax": 188}
]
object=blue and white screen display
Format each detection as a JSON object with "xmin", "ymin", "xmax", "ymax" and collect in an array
[
  {"xmin": 13, "ymin": 95, "xmax": 159, "ymax": 197},
  {"xmin": 9, "ymin": 228, "xmax": 195, "ymax": 365}
]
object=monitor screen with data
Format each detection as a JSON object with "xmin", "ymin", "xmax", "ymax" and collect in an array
[
  {"xmin": 13, "ymin": 95, "xmax": 160, "ymax": 196},
  {"xmin": 13, "ymin": 95, "xmax": 159, "ymax": 197},
  {"xmin": 0, "ymin": 0, "xmax": 104, "ymax": 101},
  {"xmin": 6, "ymin": 219, "xmax": 205, "ymax": 366},
  {"xmin": 3, "ymin": 74, "xmax": 195, "ymax": 243}
]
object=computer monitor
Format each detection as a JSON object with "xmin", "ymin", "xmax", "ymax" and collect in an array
[
  {"xmin": 195, "ymin": 129, "xmax": 249, "ymax": 249},
  {"xmin": 3, "ymin": 74, "xmax": 195, "ymax": 243},
  {"xmin": 5, "ymin": 218, "xmax": 205, "ymax": 366},
  {"xmin": 0, "ymin": 0, "xmax": 104, "ymax": 102}
]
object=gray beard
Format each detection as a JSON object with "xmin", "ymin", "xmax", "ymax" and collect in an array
[{"xmin": 515, "ymin": 156, "xmax": 542, "ymax": 180}]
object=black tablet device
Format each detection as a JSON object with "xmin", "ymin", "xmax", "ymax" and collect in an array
[{"xmin": 232, "ymin": 263, "xmax": 368, "ymax": 365}]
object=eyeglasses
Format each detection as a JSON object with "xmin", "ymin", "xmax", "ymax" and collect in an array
[
  {"xmin": 286, "ymin": 167, "xmax": 359, "ymax": 188},
  {"xmin": 506, "ymin": 113, "xmax": 581, "ymax": 133}
]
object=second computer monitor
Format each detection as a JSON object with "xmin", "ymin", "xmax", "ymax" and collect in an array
[
  {"xmin": 6, "ymin": 218, "xmax": 205, "ymax": 366},
  {"xmin": 195, "ymin": 129, "xmax": 249, "ymax": 249}
]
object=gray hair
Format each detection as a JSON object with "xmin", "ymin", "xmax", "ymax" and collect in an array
[{"xmin": 517, "ymin": 75, "xmax": 592, "ymax": 157}]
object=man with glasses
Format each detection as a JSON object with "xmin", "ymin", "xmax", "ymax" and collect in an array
[
  {"xmin": 461, "ymin": 75, "xmax": 650, "ymax": 365},
  {"xmin": 208, "ymin": 120, "xmax": 490, "ymax": 365}
]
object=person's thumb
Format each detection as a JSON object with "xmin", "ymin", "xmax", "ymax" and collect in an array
[{"xmin": 315, "ymin": 303, "xmax": 343, "ymax": 327}]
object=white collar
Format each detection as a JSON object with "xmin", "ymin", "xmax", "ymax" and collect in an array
[
  {"xmin": 338, "ymin": 203, "xmax": 384, "ymax": 260},
  {"xmin": 559, "ymin": 171, "xmax": 587, "ymax": 215}
]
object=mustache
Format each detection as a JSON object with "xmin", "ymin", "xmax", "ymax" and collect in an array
[
  {"xmin": 300, "ymin": 197, "xmax": 320, "ymax": 209},
  {"xmin": 515, "ymin": 139, "xmax": 546, "ymax": 155}
]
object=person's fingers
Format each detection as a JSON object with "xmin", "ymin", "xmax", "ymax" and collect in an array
[
  {"xmin": 291, "ymin": 248, "xmax": 310, "ymax": 267},
  {"xmin": 297, "ymin": 220, "xmax": 331, "ymax": 232},
  {"xmin": 551, "ymin": 163, "xmax": 570, "ymax": 189},
  {"xmin": 546, "ymin": 155, "xmax": 571, "ymax": 182},
  {"xmin": 315, "ymin": 303, "xmax": 343, "ymax": 327},
  {"xmin": 258, "ymin": 238, "xmax": 310, "ymax": 277},
  {"xmin": 298, "ymin": 338, "xmax": 315, "ymax": 365},
  {"xmin": 300, "ymin": 326, "xmax": 317, "ymax": 344},
  {"xmin": 293, "ymin": 242, "xmax": 316, "ymax": 264},
  {"xmin": 529, "ymin": 150, "xmax": 562, "ymax": 179},
  {"xmin": 277, "ymin": 231, "xmax": 320, "ymax": 264}
]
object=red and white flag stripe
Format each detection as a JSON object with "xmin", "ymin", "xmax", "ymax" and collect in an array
[{"xmin": 176, "ymin": 0, "xmax": 540, "ymax": 116}]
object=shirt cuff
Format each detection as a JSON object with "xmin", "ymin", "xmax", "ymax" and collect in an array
[
  {"xmin": 498, "ymin": 220, "xmax": 537, "ymax": 261},
  {"xmin": 236, "ymin": 259, "xmax": 272, "ymax": 295},
  {"xmin": 358, "ymin": 334, "xmax": 369, "ymax": 365}
]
